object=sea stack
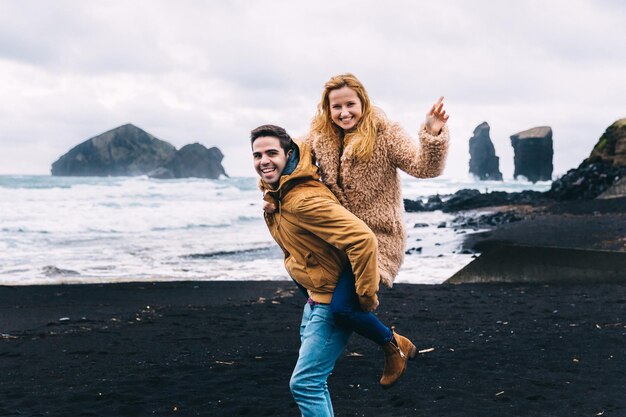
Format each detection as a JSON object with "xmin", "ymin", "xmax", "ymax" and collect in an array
[
  {"xmin": 51, "ymin": 124, "xmax": 228, "ymax": 179},
  {"xmin": 510, "ymin": 126, "xmax": 553, "ymax": 182},
  {"xmin": 148, "ymin": 143, "xmax": 228, "ymax": 179},
  {"xmin": 468, "ymin": 122, "xmax": 503, "ymax": 181},
  {"xmin": 51, "ymin": 124, "xmax": 177, "ymax": 176}
]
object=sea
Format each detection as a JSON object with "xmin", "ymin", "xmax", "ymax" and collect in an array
[{"xmin": 0, "ymin": 175, "xmax": 551, "ymax": 286}]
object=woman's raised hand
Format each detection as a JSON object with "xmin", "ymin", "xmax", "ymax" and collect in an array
[{"xmin": 424, "ymin": 96, "xmax": 449, "ymax": 136}]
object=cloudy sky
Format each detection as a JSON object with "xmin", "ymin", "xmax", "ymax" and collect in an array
[{"xmin": 1, "ymin": 0, "xmax": 624, "ymax": 178}]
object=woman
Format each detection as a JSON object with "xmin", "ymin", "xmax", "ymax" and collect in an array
[
  {"xmin": 307, "ymin": 73, "xmax": 450, "ymax": 288},
  {"xmin": 312, "ymin": 73, "xmax": 450, "ymax": 385}
]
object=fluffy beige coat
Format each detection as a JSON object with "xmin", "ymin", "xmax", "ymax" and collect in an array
[{"xmin": 306, "ymin": 109, "xmax": 450, "ymax": 287}]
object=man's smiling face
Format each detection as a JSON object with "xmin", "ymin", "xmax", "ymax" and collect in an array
[{"xmin": 252, "ymin": 136, "xmax": 291, "ymax": 188}]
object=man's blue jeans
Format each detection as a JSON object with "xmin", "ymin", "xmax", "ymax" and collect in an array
[
  {"xmin": 290, "ymin": 303, "xmax": 351, "ymax": 417},
  {"xmin": 331, "ymin": 267, "xmax": 393, "ymax": 346}
]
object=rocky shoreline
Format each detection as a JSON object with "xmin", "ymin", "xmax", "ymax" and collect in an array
[
  {"xmin": 404, "ymin": 162, "xmax": 626, "ymax": 215},
  {"xmin": 406, "ymin": 117, "xmax": 626, "ymax": 218},
  {"xmin": 403, "ymin": 138, "xmax": 626, "ymax": 284}
]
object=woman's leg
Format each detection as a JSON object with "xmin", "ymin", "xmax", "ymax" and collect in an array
[
  {"xmin": 330, "ymin": 267, "xmax": 417, "ymax": 389},
  {"xmin": 330, "ymin": 267, "xmax": 393, "ymax": 345}
]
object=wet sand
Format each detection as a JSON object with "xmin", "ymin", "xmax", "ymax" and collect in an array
[{"xmin": 1, "ymin": 281, "xmax": 625, "ymax": 416}]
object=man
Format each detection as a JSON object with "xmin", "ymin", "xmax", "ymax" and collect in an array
[{"xmin": 251, "ymin": 124, "xmax": 414, "ymax": 416}]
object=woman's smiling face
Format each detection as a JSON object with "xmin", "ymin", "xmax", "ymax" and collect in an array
[{"xmin": 328, "ymin": 86, "xmax": 362, "ymax": 131}]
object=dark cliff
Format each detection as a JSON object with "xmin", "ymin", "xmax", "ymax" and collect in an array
[
  {"xmin": 583, "ymin": 118, "xmax": 626, "ymax": 168},
  {"xmin": 549, "ymin": 118, "xmax": 626, "ymax": 200}
]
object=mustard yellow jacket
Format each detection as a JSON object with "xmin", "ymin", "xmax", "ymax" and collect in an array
[{"xmin": 260, "ymin": 141, "xmax": 379, "ymax": 305}]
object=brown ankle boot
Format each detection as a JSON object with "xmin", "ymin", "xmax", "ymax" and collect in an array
[{"xmin": 379, "ymin": 328, "xmax": 417, "ymax": 389}]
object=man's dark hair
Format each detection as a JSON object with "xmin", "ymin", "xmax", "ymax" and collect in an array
[{"xmin": 250, "ymin": 124, "xmax": 295, "ymax": 154}]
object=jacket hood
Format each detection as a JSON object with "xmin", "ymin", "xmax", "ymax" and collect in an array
[{"xmin": 259, "ymin": 140, "xmax": 320, "ymax": 195}]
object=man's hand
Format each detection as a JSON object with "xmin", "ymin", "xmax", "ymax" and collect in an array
[
  {"xmin": 263, "ymin": 200, "xmax": 277, "ymax": 213},
  {"xmin": 358, "ymin": 294, "xmax": 379, "ymax": 312},
  {"xmin": 424, "ymin": 96, "xmax": 449, "ymax": 136}
]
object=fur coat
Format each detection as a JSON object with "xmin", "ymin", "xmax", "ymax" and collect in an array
[{"xmin": 307, "ymin": 110, "xmax": 449, "ymax": 287}]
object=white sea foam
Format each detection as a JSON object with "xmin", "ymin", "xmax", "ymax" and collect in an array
[{"xmin": 0, "ymin": 175, "xmax": 550, "ymax": 286}]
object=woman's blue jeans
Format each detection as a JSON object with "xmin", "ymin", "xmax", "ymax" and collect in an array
[
  {"xmin": 330, "ymin": 267, "xmax": 393, "ymax": 346},
  {"xmin": 290, "ymin": 303, "xmax": 351, "ymax": 417}
]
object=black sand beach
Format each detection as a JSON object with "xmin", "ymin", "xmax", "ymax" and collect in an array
[{"xmin": 1, "ymin": 280, "xmax": 625, "ymax": 417}]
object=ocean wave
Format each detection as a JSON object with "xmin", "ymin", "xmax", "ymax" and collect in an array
[
  {"xmin": 42, "ymin": 265, "xmax": 81, "ymax": 277},
  {"xmin": 237, "ymin": 215, "xmax": 262, "ymax": 222},
  {"xmin": 182, "ymin": 246, "xmax": 277, "ymax": 259},
  {"xmin": 1, "ymin": 227, "xmax": 51, "ymax": 234},
  {"xmin": 150, "ymin": 223, "xmax": 233, "ymax": 232}
]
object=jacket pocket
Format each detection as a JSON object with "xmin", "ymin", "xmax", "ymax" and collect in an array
[
  {"xmin": 305, "ymin": 252, "xmax": 331, "ymax": 289},
  {"xmin": 285, "ymin": 256, "xmax": 313, "ymax": 289}
]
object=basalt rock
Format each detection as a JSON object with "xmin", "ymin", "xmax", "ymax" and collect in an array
[
  {"xmin": 548, "ymin": 119, "xmax": 626, "ymax": 200},
  {"xmin": 583, "ymin": 118, "xmax": 626, "ymax": 167},
  {"xmin": 403, "ymin": 188, "xmax": 547, "ymax": 213},
  {"xmin": 510, "ymin": 126, "xmax": 553, "ymax": 182},
  {"xmin": 403, "ymin": 199, "xmax": 426, "ymax": 212},
  {"xmin": 597, "ymin": 177, "xmax": 626, "ymax": 199},
  {"xmin": 452, "ymin": 210, "xmax": 524, "ymax": 229},
  {"xmin": 51, "ymin": 124, "xmax": 177, "ymax": 176},
  {"xmin": 425, "ymin": 195, "xmax": 444, "ymax": 211},
  {"xmin": 150, "ymin": 143, "xmax": 228, "ymax": 179},
  {"xmin": 177, "ymin": 144, "xmax": 227, "ymax": 179},
  {"xmin": 51, "ymin": 124, "xmax": 228, "ymax": 179},
  {"xmin": 403, "ymin": 195, "xmax": 445, "ymax": 212},
  {"xmin": 440, "ymin": 189, "xmax": 481, "ymax": 211},
  {"xmin": 441, "ymin": 189, "xmax": 545, "ymax": 213},
  {"xmin": 469, "ymin": 122, "xmax": 503, "ymax": 181},
  {"xmin": 547, "ymin": 162, "xmax": 626, "ymax": 200}
]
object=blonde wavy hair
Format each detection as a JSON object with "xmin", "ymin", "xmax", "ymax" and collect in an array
[{"xmin": 310, "ymin": 73, "xmax": 377, "ymax": 161}]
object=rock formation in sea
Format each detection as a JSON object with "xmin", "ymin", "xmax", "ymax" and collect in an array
[
  {"xmin": 402, "ymin": 188, "xmax": 548, "ymax": 213},
  {"xmin": 51, "ymin": 124, "xmax": 176, "ymax": 176},
  {"xmin": 548, "ymin": 118, "xmax": 626, "ymax": 200},
  {"xmin": 51, "ymin": 124, "xmax": 228, "ymax": 179},
  {"xmin": 510, "ymin": 126, "xmax": 553, "ymax": 182},
  {"xmin": 148, "ymin": 143, "xmax": 227, "ymax": 179},
  {"xmin": 468, "ymin": 122, "xmax": 503, "ymax": 181}
]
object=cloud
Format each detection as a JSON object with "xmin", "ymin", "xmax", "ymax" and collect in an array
[{"xmin": 0, "ymin": 0, "xmax": 625, "ymax": 177}]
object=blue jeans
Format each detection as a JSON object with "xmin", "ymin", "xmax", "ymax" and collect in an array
[
  {"xmin": 330, "ymin": 267, "xmax": 393, "ymax": 346},
  {"xmin": 290, "ymin": 303, "xmax": 351, "ymax": 417}
]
